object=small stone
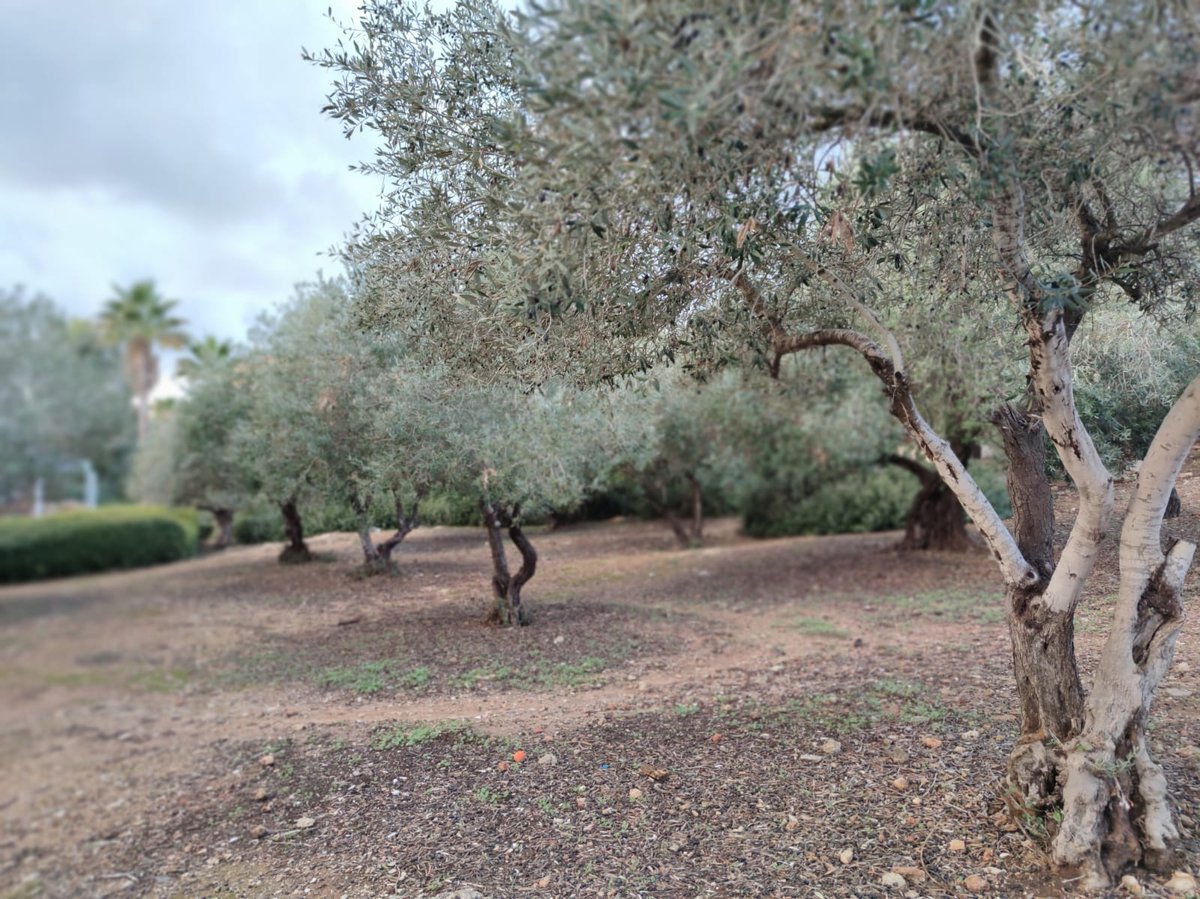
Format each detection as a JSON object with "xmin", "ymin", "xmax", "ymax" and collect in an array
[
  {"xmin": 1165, "ymin": 688, "xmax": 1193, "ymax": 698},
  {"xmin": 839, "ymin": 848, "xmax": 854, "ymax": 864},
  {"xmin": 920, "ymin": 736, "xmax": 943, "ymax": 749},
  {"xmin": 575, "ymin": 797, "xmax": 587, "ymax": 809},
  {"xmin": 429, "ymin": 890, "xmax": 486, "ymax": 899},
  {"xmin": 784, "ymin": 814, "xmax": 799, "ymax": 832},
  {"xmin": 799, "ymin": 754, "xmax": 824, "ymax": 762},
  {"xmin": 880, "ymin": 872, "xmax": 907, "ymax": 889},
  {"xmin": 536, "ymin": 876, "xmax": 551, "ymax": 888},
  {"xmin": 537, "ymin": 753, "xmax": 557, "ymax": 766},
  {"xmin": 821, "ymin": 739, "xmax": 842, "ymax": 755},
  {"xmin": 497, "ymin": 761, "xmax": 510, "ymax": 772},
  {"xmin": 710, "ymin": 733, "xmax": 723, "ymax": 744},
  {"xmin": 890, "ymin": 747, "xmax": 910, "ymax": 764},
  {"xmin": 960, "ymin": 730, "xmax": 980, "ymax": 741},
  {"xmin": 553, "ymin": 635, "xmax": 564, "ymax": 644},
  {"xmin": 892, "ymin": 776, "xmax": 909, "ymax": 791},
  {"xmin": 253, "ymin": 787, "xmax": 269, "ymax": 802},
  {"xmin": 949, "ymin": 839, "xmax": 966, "ymax": 852},
  {"xmin": 964, "ymin": 874, "xmax": 988, "ymax": 892},
  {"xmin": 1119, "ymin": 874, "xmax": 1144, "ymax": 896},
  {"xmin": 628, "ymin": 788, "xmax": 643, "ymax": 800},
  {"xmin": 1165, "ymin": 871, "xmax": 1198, "ymax": 894},
  {"xmin": 259, "ymin": 754, "xmax": 275, "ymax": 767},
  {"xmin": 249, "ymin": 824, "xmax": 269, "ymax": 839},
  {"xmin": 295, "ymin": 816, "xmax": 316, "ymax": 829}
]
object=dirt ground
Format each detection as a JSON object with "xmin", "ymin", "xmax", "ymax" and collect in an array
[{"xmin": 3, "ymin": 473, "xmax": 1200, "ymax": 898}]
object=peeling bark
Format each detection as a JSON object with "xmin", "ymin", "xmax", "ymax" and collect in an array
[{"xmin": 1050, "ymin": 378, "xmax": 1200, "ymax": 886}]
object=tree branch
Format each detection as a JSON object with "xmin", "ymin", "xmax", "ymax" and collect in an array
[{"xmin": 777, "ymin": 328, "xmax": 1037, "ymax": 588}]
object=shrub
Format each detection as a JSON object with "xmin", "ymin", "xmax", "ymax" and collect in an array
[
  {"xmin": 0, "ymin": 505, "xmax": 198, "ymax": 583},
  {"xmin": 232, "ymin": 504, "xmax": 285, "ymax": 545}
]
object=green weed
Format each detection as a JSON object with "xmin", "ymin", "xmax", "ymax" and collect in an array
[{"xmin": 792, "ymin": 617, "xmax": 850, "ymax": 638}]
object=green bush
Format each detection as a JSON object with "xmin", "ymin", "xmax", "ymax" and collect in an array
[
  {"xmin": 743, "ymin": 460, "xmax": 1012, "ymax": 539},
  {"xmin": 744, "ymin": 466, "xmax": 917, "ymax": 538},
  {"xmin": 232, "ymin": 504, "xmax": 285, "ymax": 545},
  {"xmin": 0, "ymin": 505, "xmax": 198, "ymax": 583}
]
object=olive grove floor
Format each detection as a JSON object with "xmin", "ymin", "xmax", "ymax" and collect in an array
[{"xmin": 3, "ymin": 472, "xmax": 1200, "ymax": 898}]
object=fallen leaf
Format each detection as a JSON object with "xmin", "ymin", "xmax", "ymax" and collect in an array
[
  {"xmin": 512, "ymin": 750, "xmax": 526, "ymax": 763},
  {"xmin": 921, "ymin": 736, "xmax": 943, "ymax": 749},
  {"xmin": 892, "ymin": 776, "xmax": 909, "ymax": 791},
  {"xmin": 638, "ymin": 763, "xmax": 669, "ymax": 781},
  {"xmin": 1165, "ymin": 871, "xmax": 1198, "ymax": 894},
  {"xmin": 949, "ymin": 839, "xmax": 966, "ymax": 852},
  {"xmin": 964, "ymin": 874, "xmax": 987, "ymax": 892},
  {"xmin": 628, "ymin": 788, "xmax": 644, "ymax": 800},
  {"xmin": 893, "ymin": 866, "xmax": 926, "ymax": 883},
  {"xmin": 838, "ymin": 848, "xmax": 854, "ymax": 865},
  {"xmin": 296, "ymin": 816, "xmax": 316, "ymax": 829}
]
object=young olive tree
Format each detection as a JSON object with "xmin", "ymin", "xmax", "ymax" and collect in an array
[
  {"xmin": 317, "ymin": 1, "xmax": 1200, "ymax": 884},
  {"xmin": 148, "ymin": 353, "xmax": 256, "ymax": 547},
  {"xmin": 449, "ymin": 384, "xmax": 604, "ymax": 626}
]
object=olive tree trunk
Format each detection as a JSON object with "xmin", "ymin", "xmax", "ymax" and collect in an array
[
  {"xmin": 349, "ymin": 490, "xmax": 421, "ymax": 572},
  {"xmin": 886, "ymin": 445, "xmax": 974, "ymax": 552},
  {"xmin": 481, "ymin": 500, "xmax": 537, "ymax": 626},
  {"xmin": 780, "ymin": 319, "xmax": 1200, "ymax": 889},
  {"xmin": 644, "ymin": 469, "xmax": 704, "ymax": 548},
  {"xmin": 198, "ymin": 504, "xmax": 235, "ymax": 549},
  {"xmin": 278, "ymin": 498, "xmax": 312, "ymax": 564}
]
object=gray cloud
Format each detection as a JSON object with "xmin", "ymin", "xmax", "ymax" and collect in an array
[{"xmin": 0, "ymin": 0, "xmax": 378, "ymax": 342}]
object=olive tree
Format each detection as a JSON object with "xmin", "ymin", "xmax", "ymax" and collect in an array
[
  {"xmin": 134, "ymin": 353, "xmax": 255, "ymax": 547},
  {"xmin": 316, "ymin": 1, "xmax": 1200, "ymax": 884}
]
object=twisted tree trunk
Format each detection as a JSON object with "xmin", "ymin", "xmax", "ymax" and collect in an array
[
  {"xmin": 278, "ymin": 498, "xmax": 312, "ymax": 564},
  {"xmin": 481, "ymin": 500, "xmax": 537, "ymax": 626},
  {"xmin": 376, "ymin": 493, "xmax": 421, "ymax": 565}
]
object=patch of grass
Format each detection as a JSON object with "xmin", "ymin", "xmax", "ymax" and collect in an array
[
  {"xmin": 371, "ymin": 721, "xmax": 475, "ymax": 750},
  {"xmin": 537, "ymin": 656, "xmax": 608, "ymax": 687},
  {"xmin": 129, "ymin": 666, "xmax": 192, "ymax": 693},
  {"xmin": 872, "ymin": 588, "xmax": 1004, "ymax": 624},
  {"xmin": 792, "ymin": 617, "xmax": 850, "ymax": 638},
  {"xmin": 454, "ymin": 663, "xmax": 515, "ymax": 689},
  {"xmin": 474, "ymin": 786, "xmax": 507, "ymax": 805},
  {"xmin": 316, "ymin": 660, "xmax": 431, "ymax": 695},
  {"xmin": 674, "ymin": 702, "xmax": 700, "ymax": 717},
  {"xmin": 873, "ymin": 677, "xmax": 924, "ymax": 698}
]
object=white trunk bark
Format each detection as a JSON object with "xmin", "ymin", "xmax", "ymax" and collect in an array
[
  {"xmin": 1026, "ymin": 311, "xmax": 1114, "ymax": 615},
  {"xmin": 1052, "ymin": 376, "xmax": 1200, "ymax": 886}
]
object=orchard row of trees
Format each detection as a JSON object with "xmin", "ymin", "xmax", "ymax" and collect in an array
[{"xmin": 293, "ymin": 0, "xmax": 1200, "ymax": 887}]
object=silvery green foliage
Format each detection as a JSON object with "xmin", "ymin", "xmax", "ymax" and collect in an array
[
  {"xmin": 153, "ymin": 352, "xmax": 256, "ymax": 514},
  {"xmin": 232, "ymin": 274, "xmax": 608, "ymax": 525},
  {"xmin": 315, "ymin": 1, "xmax": 1198, "ymax": 388}
]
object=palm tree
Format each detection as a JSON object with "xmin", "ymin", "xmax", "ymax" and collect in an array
[
  {"xmin": 100, "ymin": 280, "xmax": 188, "ymax": 442},
  {"xmin": 176, "ymin": 335, "xmax": 233, "ymax": 381}
]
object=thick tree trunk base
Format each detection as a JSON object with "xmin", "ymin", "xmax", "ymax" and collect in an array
[
  {"xmin": 896, "ymin": 482, "xmax": 973, "ymax": 552},
  {"xmin": 212, "ymin": 509, "xmax": 234, "ymax": 549},
  {"xmin": 278, "ymin": 543, "xmax": 313, "ymax": 564}
]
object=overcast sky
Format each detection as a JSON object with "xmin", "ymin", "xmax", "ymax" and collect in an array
[{"xmin": 0, "ymin": 1, "xmax": 382, "ymax": 345}]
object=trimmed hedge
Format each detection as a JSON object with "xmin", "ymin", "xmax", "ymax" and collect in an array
[{"xmin": 0, "ymin": 505, "xmax": 199, "ymax": 583}]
